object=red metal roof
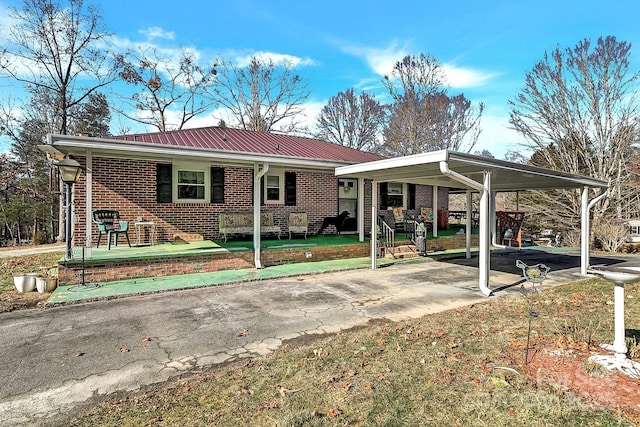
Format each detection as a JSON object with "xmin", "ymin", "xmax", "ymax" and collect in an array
[{"xmin": 112, "ymin": 126, "xmax": 384, "ymax": 164}]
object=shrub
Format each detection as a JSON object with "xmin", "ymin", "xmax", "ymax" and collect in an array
[
  {"xmin": 593, "ymin": 221, "xmax": 628, "ymax": 252},
  {"xmin": 33, "ymin": 230, "xmax": 47, "ymax": 245}
]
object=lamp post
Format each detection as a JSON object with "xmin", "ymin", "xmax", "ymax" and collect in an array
[{"xmin": 54, "ymin": 157, "xmax": 83, "ymax": 260}]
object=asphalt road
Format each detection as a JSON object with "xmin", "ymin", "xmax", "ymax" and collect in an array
[{"xmin": 0, "ymin": 251, "xmax": 630, "ymax": 426}]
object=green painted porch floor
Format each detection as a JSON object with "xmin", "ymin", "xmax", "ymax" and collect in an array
[{"xmin": 46, "ymin": 256, "xmax": 400, "ymax": 307}]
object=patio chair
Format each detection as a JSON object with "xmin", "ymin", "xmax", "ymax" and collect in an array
[
  {"xmin": 420, "ymin": 207, "xmax": 434, "ymax": 230},
  {"xmin": 288, "ymin": 212, "xmax": 308, "ymax": 239},
  {"xmin": 109, "ymin": 219, "xmax": 131, "ymax": 250},
  {"xmin": 92, "ymin": 210, "xmax": 131, "ymax": 250},
  {"xmin": 392, "ymin": 207, "xmax": 406, "ymax": 233}
]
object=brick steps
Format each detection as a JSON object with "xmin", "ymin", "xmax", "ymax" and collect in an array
[{"xmin": 385, "ymin": 244, "xmax": 423, "ymax": 259}]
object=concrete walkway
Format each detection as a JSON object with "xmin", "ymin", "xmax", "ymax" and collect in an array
[{"xmin": 0, "ymin": 251, "xmax": 611, "ymax": 426}]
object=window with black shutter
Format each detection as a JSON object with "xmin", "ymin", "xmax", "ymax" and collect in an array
[
  {"xmin": 285, "ymin": 171, "xmax": 296, "ymax": 206},
  {"xmin": 211, "ymin": 167, "xmax": 225, "ymax": 204},
  {"xmin": 380, "ymin": 182, "xmax": 388, "ymax": 210},
  {"xmin": 156, "ymin": 163, "xmax": 172, "ymax": 203},
  {"xmin": 408, "ymin": 183, "xmax": 416, "ymax": 210}
]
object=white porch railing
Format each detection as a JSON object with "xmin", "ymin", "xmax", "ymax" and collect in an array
[{"xmin": 377, "ymin": 216, "xmax": 395, "ymax": 258}]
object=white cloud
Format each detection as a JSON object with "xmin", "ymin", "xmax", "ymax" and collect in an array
[
  {"xmin": 139, "ymin": 26, "xmax": 175, "ymax": 41},
  {"xmin": 473, "ymin": 112, "xmax": 529, "ymax": 158},
  {"xmin": 233, "ymin": 51, "xmax": 315, "ymax": 68},
  {"xmin": 339, "ymin": 40, "xmax": 410, "ymax": 77},
  {"xmin": 442, "ymin": 64, "xmax": 496, "ymax": 89},
  {"xmin": 338, "ymin": 40, "xmax": 496, "ymax": 89}
]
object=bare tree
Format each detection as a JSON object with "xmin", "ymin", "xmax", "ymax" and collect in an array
[
  {"xmin": 509, "ymin": 36, "xmax": 640, "ymax": 230},
  {"xmin": 381, "ymin": 54, "xmax": 483, "ymax": 156},
  {"xmin": 0, "ymin": 0, "xmax": 121, "ymax": 135},
  {"xmin": 211, "ymin": 56, "xmax": 312, "ymax": 133},
  {"xmin": 315, "ymin": 88, "xmax": 386, "ymax": 152},
  {"xmin": 118, "ymin": 47, "xmax": 217, "ymax": 132}
]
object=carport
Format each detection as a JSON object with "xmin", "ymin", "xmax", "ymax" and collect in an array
[{"xmin": 335, "ymin": 150, "xmax": 609, "ymax": 296}]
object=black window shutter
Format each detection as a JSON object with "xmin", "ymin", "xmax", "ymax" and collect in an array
[
  {"xmin": 285, "ymin": 172, "xmax": 296, "ymax": 206},
  {"xmin": 380, "ymin": 182, "xmax": 388, "ymax": 210},
  {"xmin": 408, "ymin": 183, "xmax": 416, "ymax": 210},
  {"xmin": 156, "ymin": 163, "xmax": 172, "ymax": 203},
  {"xmin": 211, "ymin": 167, "xmax": 225, "ymax": 204}
]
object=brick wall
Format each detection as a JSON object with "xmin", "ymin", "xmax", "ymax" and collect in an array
[
  {"xmin": 72, "ymin": 155, "xmax": 444, "ymax": 247},
  {"xmin": 57, "ymin": 242, "xmax": 371, "ymax": 285}
]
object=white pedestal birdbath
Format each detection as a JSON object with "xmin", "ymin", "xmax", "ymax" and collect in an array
[{"xmin": 587, "ymin": 265, "xmax": 640, "ymax": 379}]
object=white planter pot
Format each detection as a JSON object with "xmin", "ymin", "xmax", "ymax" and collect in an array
[
  {"xmin": 14, "ymin": 274, "xmax": 36, "ymax": 292},
  {"xmin": 36, "ymin": 277, "xmax": 57, "ymax": 293}
]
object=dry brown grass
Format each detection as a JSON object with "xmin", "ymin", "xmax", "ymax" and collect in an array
[
  {"xmin": 55, "ymin": 278, "xmax": 640, "ymax": 426},
  {"xmin": 0, "ymin": 251, "xmax": 62, "ymax": 312}
]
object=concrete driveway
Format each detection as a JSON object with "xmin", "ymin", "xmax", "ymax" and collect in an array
[{"xmin": 0, "ymin": 252, "xmax": 619, "ymax": 426}]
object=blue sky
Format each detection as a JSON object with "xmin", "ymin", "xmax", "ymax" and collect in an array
[{"xmin": 1, "ymin": 0, "xmax": 639, "ymax": 157}]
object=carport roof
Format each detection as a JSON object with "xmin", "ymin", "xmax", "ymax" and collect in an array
[{"xmin": 335, "ymin": 150, "xmax": 609, "ymax": 191}]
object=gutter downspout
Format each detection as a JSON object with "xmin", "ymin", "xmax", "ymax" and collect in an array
[
  {"xmin": 581, "ymin": 187, "xmax": 607, "ymax": 275},
  {"xmin": 465, "ymin": 191, "xmax": 472, "ymax": 259},
  {"xmin": 254, "ymin": 162, "xmax": 269, "ymax": 269},
  {"xmin": 440, "ymin": 162, "xmax": 492, "ymax": 296}
]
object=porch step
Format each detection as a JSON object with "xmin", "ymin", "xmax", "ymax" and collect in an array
[
  {"xmin": 173, "ymin": 233, "xmax": 204, "ymax": 242},
  {"xmin": 385, "ymin": 244, "xmax": 423, "ymax": 259}
]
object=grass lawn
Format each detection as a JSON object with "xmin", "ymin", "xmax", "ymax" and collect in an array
[{"xmin": 57, "ymin": 278, "xmax": 640, "ymax": 426}]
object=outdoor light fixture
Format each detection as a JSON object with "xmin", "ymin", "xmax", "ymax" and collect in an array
[
  {"xmin": 54, "ymin": 156, "xmax": 83, "ymax": 260},
  {"xmin": 55, "ymin": 157, "xmax": 83, "ymax": 184}
]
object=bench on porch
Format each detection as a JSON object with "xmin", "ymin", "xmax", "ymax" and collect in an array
[{"xmin": 219, "ymin": 211, "xmax": 281, "ymax": 242}]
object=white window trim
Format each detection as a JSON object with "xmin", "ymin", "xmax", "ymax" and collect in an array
[
  {"xmin": 386, "ymin": 182, "xmax": 407, "ymax": 210},
  {"xmin": 173, "ymin": 162, "xmax": 210, "ymax": 203},
  {"xmin": 264, "ymin": 169, "xmax": 285, "ymax": 204}
]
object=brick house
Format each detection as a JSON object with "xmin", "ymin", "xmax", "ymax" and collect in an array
[{"xmin": 42, "ymin": 126, "xmax": 448, "ymax": 252}]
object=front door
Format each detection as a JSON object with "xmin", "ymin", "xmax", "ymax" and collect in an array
[{"xmin": 338, "ymin": 179, "xmax": 358, "ymax": 233}]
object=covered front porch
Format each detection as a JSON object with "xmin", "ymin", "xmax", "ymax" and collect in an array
[
  {"xmin": 56, "ymin": 228, "xmax": 482, "ymax": 288},
  {"xmin": 57, "ymin": 235, "xmax": 375, "ymax": 287}
]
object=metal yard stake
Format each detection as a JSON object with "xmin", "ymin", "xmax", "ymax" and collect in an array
[{"xmin": 516, "ymin": 260, "xmax": 550, "ymax": 365}]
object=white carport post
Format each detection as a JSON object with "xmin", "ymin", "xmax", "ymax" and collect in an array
[
  {"xmin": 254, "ymin": 162, "xmax": 269, "ymax": 269},
  {"xmin": 371, "ymin": 181, "xmax": 378, "ymax": 269},
  {"xmin": 465, "ymin": 191, "xmax": 472, "ymax": 259},
  {"xmin": 439, "ymin": 161, "xmax": 491, "ymax": 296},
  {"xmin": 478, "ymin": 171, "xmax": 491, "ymax": 296},
  {"xmin": 581, "ymin": 186, "xmax": 608, "ymax": 275},
  {"xmin": 432, "ymin": 186, "xmax": 438, "ymax": 238}
]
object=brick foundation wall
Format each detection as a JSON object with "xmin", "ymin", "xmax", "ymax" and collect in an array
[
  {"xmin": 427, "ymin": 234, "xmax": 479, "ymax": 251},
  {"xmin": 57, "ymin": 243, "xmax": 371, "ymax": 286}
]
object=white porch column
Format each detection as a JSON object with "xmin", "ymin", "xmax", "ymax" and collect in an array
[
  {"xmin": 432, "ymin": 185, "xmax": 439, "ymax": 237},
  {"xmin": 358, "ymin": 178, "xmax": 365, "ymax": 242},
  {"xmin": 84, "ymin": 150, "xmax": 92, "ymax": 258},
  {"xmin": 490, "ymin": 191, "xmax": 497, "ymax": 245},
  {"xmin": 478, "ymin": 171, "xmax": 492, "ymax": 296},
  {"xmin": 581, "ymin": 186, "xmax": 589, "ymax": 275},
  {"xmin": 254, "ymin": 162, "xmax": 269, "ymax": 269},
  {"xmin": 466, "ymin": 190, "xmax": 472, "ymax": 259},
  {"xmin": 371, "ymin": 181, "xmax": 378, "ymax": 269}
]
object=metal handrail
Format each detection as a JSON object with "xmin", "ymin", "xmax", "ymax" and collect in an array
[{"xmin": 378, "ymin": 216, "xmax": 395, "ymax": 258}]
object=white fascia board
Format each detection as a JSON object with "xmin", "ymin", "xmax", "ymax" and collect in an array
[
  {"xmin": 48, "ymin": 135, "xmax": 353, "ymax": 170},
  {"xmin": 336, "ymin": 150, "xmax": 448, "ymax": 177},
  {"xmin": 449, "ymin": 152, "xmax": 609, "ymax": 189}
]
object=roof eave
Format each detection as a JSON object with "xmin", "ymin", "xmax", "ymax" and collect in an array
[{"xmin": 46, "ymin": 134, "xmax": 358, "ymax": 170}]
